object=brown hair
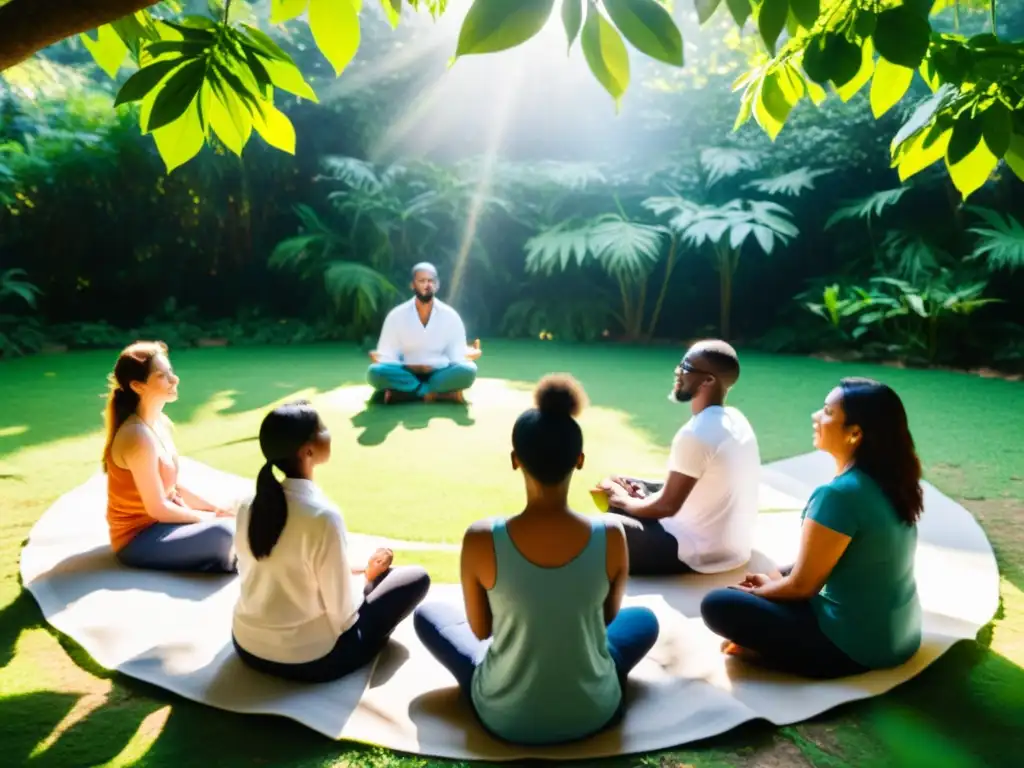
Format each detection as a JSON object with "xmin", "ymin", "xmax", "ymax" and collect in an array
[{"xmin": 102, "ymin": 341, "xmax": 168, "ymax": 471}]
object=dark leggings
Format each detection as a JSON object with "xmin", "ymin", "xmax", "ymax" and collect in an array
[
  {"xmin": 700, "ymin": 587, "xmax": 869, "ymax": 679},
  {"xmin": 234, "ymin": 565, "xmax": 430, "ymax": 683},
  {"xmin": 607, "ymin": 479, "xmax": 693, "ymax": 576},
  {"xmin": 116, "ymin": 520, "xmax": 237, "ymax": 574},
  {"xmin": 413, "ymin": 601, "xmax": 659, "ymax": 698}
]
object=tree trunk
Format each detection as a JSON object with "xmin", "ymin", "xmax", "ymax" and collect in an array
[
  {"xmin": 718, "ymin": 245, "xmax": 734, "ymax": 340},
  {"xmin": 0, "ymin": 0, "xmax": 160, "ymax": 72},
  {"xmin": 646, "ymin": 234, "xmax": 678, "ymax": 339}
]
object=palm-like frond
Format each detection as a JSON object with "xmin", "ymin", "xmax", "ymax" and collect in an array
[
  {"xmin": 879, "ymin": 230, "xmax": 944, "ymax": 282},
  {"xmin": 322, "ymin": 261, "xmax": 399, "ymax": 323},
  {"xmin": 588, "ymin": 215, "xmax": 668, "ymax": 279},
  {"xmin": 825, "ymin": 187, "xmax": 908, "ymax": 229},
  {"xmin": 318, "ymin": 156, "xmax": 383, "ymax": 192},
  {"xmin": 0, "ymin": 268, "xmax": 42, "ymax": 308},
  {"xmin": 966, "ymin": 207, "xmax": 1024, "ymax": 272},
  {"xmin": 745, "ymin": 167, "xmax": 833, "ymax": 197},
  {"xmin": 699, "ymin": 148, "xmax": 761, "ymax": 187},
  {"xmin": 524, "ymin": 221, "xmax": 593, "ymax": 275},
  {"xmin": 491, "ymin": 160, "xmax": 608, "ymax": 190},
  {"xmin": 677, "ymin": 200, "xmax": 798, "ymax": 255},
  {"xmin": 269, "ymin": 206, "xmax": 342, "ymax": 275}
]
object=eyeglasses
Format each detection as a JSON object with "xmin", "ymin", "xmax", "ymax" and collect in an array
[{"xmin": 675, "ymin": 359, "xmax": 714, "ymax": 377}]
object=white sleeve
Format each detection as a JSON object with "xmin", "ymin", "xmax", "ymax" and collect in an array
[
  {"xmin": 316, "ymin": 512, "xmax": 356, "ymax": 636},
  {"xmin": 667, "ymin": 428, "xmax": 713, "ymax": 479},
  {"xmin": 375, "ymin": 309, "xmax": 401, "ymax": 364},
  {"xmin": 443, "ymin": 310, "xmax": 468, "ymax": 364}
]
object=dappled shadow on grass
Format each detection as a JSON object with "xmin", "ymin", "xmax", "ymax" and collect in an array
[
  {"xmin": 350, "ymin": 400, "xmax": 476, "ymax": 447},
  {"xmin": 0, "ymin": 345, "xmax": 371, "ymax": 459}
]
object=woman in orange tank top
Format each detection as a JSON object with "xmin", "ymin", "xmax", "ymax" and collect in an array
[{"xmin": 103, "ymin": 341, "xmax": 237, "ymax": 573}]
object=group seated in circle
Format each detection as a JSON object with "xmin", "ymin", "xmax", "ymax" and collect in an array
[{"xmin": 101, "ymin": 320, "xmax": 925, "ymax": 745}]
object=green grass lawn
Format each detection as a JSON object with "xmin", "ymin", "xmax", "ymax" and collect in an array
[{"xmin": 1, "ymin": 340, "xmax": 1022, "ymax": 767}]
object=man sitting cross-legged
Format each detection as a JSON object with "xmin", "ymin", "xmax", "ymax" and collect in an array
[
  {"xmin": 367, "ymin": 262, "xmax": 482, "ymax": 404},
  {"xmin": 598, "ymin": 339, "xmax": 761, "ymax": 575}
]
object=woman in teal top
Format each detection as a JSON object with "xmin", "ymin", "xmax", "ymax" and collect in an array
[
  {"xmin": 414, "ymin": 374, "xmax": 660, "ymax": 745},
  {"xmin": 700, "ymin": 377, "xmax": 924, "ymax": 678}
]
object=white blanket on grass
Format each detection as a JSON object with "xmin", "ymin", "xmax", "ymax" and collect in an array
[{"xmin": 19, "ymin": 452, "xmax": 999, "ymax": 760}]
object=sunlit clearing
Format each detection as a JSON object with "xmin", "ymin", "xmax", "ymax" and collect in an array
[
  {"xmin": 0, "ymin": 425, "xmax": 29, "ymax": 437},
  {"xmin": 362, "ymin": 3, "xmax": 622, "ymax": 164},
  {"xmin": 992, "ymin": 578, "xmax": 1024, "ymax": 666},
  {"xmin": 30, "ymin": 687, "xmax": 112, "ymax": 759},
  {"xmin": 105, "ymin": 705, "xmax": 172, "ymax": 768}
]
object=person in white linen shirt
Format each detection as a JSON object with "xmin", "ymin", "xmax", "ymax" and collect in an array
[
  {"xmin": 232, "ymin": 400, "xmax": 430, "ymax": 682},
  {"xmin": 597, "ymin": 340, "xmax": 761, "ymax": 575},
  {"xmin": 367, "ymin": 262, "xmax": 482, "ymax": 404}
]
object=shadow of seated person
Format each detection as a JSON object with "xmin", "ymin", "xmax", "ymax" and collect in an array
[
  {"xmin": 365, "ymin": 262, "xmax": 482, "ymax": 405},
  {"xmin": 349, "ymin": 399, "xmax": 475, "ymax": 447}
]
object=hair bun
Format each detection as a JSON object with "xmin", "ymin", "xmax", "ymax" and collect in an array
[{"xmin": 534, "ymin": 374, "xmax": 587, "ymax": 419}]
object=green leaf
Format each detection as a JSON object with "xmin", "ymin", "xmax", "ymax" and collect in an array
[
  {"xmin": 870, "ymin": 55, "xmax": 914, "ymax": 118},
  {"xmin": 947, "ymin": 113, "xmax": 983, "ymax": 167},
  {"xmin": 947, "ymin": 139, "xmax": 998, "ymax": 200},
  {"xmin": 114, "ymin": 58, "xmax": 186, "ymax": 106},
  {"xmin": 239, "ymin": 25, "xmax": 292, "ymax": 62},
  {"xmin": 381, "ymin": 0, "xmax": 403, "ymax": 28},
  {"xmin": 145, "ymin": 40, "xmax": 211, "ymax": 59},
  {"xmin": 789, "ymin": 0, "xmax": 819, "ymax": 28},
  {"xmin": 895, "ymin": 126, "xmax": 950, "ymax": 182},
  {"xmin": 309, "ymin": 0, "xmax": 361, "ymax": 75},
  {"xmin": 981, "ymin": 101, "xmax": 1011, "ymax": 158},
  {"xmin": 253, "ymin": 97, "xmax": 297, "ymax": 154},
  {"xmin": 695, "ymin": 0, "xmax": 723, "ymax": 24},
  {"xmin": 151, "ymin": 97, "xmax": 206, "ymax": 173},
  {"xmin": 271, "ymin": 0, "xmax": 310, "ymax": 23},
  {"xmin": 160, "ymin": 20, "xmax": 218, "ymax": 41},
  {"xmin": 455, "ymin": 0, "xmax": 556, "ymax": 56},
  {"xmin": 562, "ymin": 0, "xmax": 583, "ymax": 51},
  {"xmin": 725, "ymin": 0, "xmax": 752, "ymax": 27},
  {"xmin": 825, "ymin": 34, "xmax": 865, "ymax": 88},
  {"xmin": 1004, "ymin": 133, "xmax": 1024, "ymax": 183},
  {"xmin": 202, "ymin": 81, "xmax": 251, "ymax": 156},
  {"xmin": 581, "ymin": 3, "xmax": 631, "ymax": 110},
  {"xmin": 146, "ymin": 57, "xmax": 207, "ymax": 133},
  {"xmin": 757, "ymin": 0, "xmax": 789, "ymax": 56},
  {"xmin": 263, "ymin": 58, "xmax": 320, "ymax": 102},
  {"xmin": 603, "ymin": 0, "xmax": 684, "ymax": 67},
  {"xmin": 854, "ymin": 9, "xmax": 876, "ymax": 37},
  {"xmin": 873, "ymin": 6, "xmax": 931, "ymax": 69},
  {"xmin": 890, "ymin": 84, "xmax": 954, "ymax": 151},
  {"xmin": 80, "ymin": 25, "xmax": 129, "ymax": 79},
  {"xmin": 835, "ymin": 38, "xmax": 874, "ymax": 101},
  {"xmin": 801, "ymin": 34, "xmax": 829, "ymax": 83},
  {"xmin": 754, "ymin": 70, "xmax": 791, "ymax": 140}
]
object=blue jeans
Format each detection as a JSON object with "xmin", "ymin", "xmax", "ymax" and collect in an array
[
  {"xmin": 115, "ymin": 519, "xmax": 236, "ymax": 574},
  {"xmin": 367, "ymin": 362, "xmax": 477, "ymax": 397},
  {"xmin": 413, "ymin": 601, "xmax": 660, "ymax": 696},
  {"xmin": 700, "ymin": 588, "xmax": 868, "ymax": 679}
]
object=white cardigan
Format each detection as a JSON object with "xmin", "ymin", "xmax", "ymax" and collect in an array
[{"xmin": 232, "ymin": 478, "xmax": 361, "ymax": 664}]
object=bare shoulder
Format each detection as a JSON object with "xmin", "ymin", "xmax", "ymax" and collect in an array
[
  {"xmin": 601, "ymin": 514, "xmax": 627, "ymax": 544},
  {"xmin": 464, "ymin": 517, "xmax": 498, "ymax": 539}
]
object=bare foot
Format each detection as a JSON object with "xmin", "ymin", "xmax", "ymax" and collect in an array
[{"xmin": 428, "ymin": 391, "xmax": 465, "ymax": 404}]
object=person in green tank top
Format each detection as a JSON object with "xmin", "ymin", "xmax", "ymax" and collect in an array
[
  {"xmin": 700, "ymin": 377, "xmax": 924, "ymax": 678},
  {"xmin": 413, "ymin": 374, "xmax": 660, "ymax": 745}
]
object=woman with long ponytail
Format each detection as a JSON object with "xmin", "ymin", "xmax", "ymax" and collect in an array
[
  {"xmin": 231, "ymin": 400, "xmax": 430, "ymax": 682},
  {"xmin": 103, "ymin": 341, "xmax": 236, "ymax": 573}
]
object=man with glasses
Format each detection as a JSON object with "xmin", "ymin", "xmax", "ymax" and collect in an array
[
  {"xmin": 367, "ymin": 262, "xmax": 481, "ymax": 404},
  {"xmin": 598, "ymin": 339, "xmax": 760, "ymax": 575}
]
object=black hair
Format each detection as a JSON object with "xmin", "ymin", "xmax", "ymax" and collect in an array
[
  {"xmin": 511, "ymin": 374, "xmax": 588, "ymax": 486},
  {"xmin": 688, "ymin": 339, "xmax": 740, "ymax": 388},
  {"xmin": 249, "ymin": 399, "xmax": 322, "ymax": 559},
  {"xmin": 839, "ymin": 377, "xmax": 924, "ymax": 526}
]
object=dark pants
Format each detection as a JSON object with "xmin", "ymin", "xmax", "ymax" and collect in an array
[
  {"xmin": 607, "ymin": 479, "xmax": 693, "ymax": 576},
  {"xmin": 234, "ymin": 566, "xmax": 431, "ymax": 683},
  {"xmin": 116, "ymin": 520, "xmax": 237, "ymax": 574},
  {"xmin": 700, "ymin": 587, "xmax": 869, "ymax": 679},
  {"xmin": 412, "ymin": 601, "xmax": 660, "ymax": 696}
]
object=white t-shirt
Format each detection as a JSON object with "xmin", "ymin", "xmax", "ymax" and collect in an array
[
  {"xmin": 375, "ymin": 297, "xmax": 468, "ymax": 369},
  {"xmin": 658, "ymin": 405, "xmax": 761, "ymax": 573},
  {"xmin": 232, "ymin": 478, "xmax": 362, "ymax": 664}
]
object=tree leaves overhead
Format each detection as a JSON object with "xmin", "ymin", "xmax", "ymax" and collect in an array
[
  {"xmin": 308, "ymin": 0, "xmax": 361, "ymax": 75},
  {"xmin": 869, "ymin": 56, "xmax": 913, "ymax": 118},
  {"xmin": 872, "ymin": 5, "xmax": 931, "ymax": 69},
  {"xmin": 695, "ymin": 0, "xmax": 723, "ymax": 25},
  {"xmin": 756, "ymin": 0, "xmax": 789, "ymax": 57},
  {"xmin": 561, "ymin": 0, "xmax": 583, "ymax": 52},
  {"xmin": 581, "ymin": 3, "xmax": 631, "ymax": 110},
  {"xmin": 603, "ymin": 0, "xmax": 684, "ymax": 67},
  {"xmin": 455, "ymin": 0, "xmax": 557, "ymax": 56}
]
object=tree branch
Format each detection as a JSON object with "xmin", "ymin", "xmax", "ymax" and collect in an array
[{"xmin": 0, "ymin": 0, "xmax": 159, "ymax": 72}]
